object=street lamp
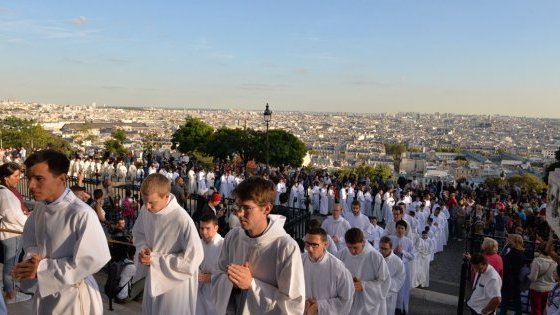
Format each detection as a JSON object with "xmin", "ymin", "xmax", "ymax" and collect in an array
[{"xmin": 263, "ymin": 103, "xmax": 272, "ymax": 167}]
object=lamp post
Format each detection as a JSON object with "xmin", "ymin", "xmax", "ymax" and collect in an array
[{"xmin": 263, "ymin": 103, "xmax": 272, "ymax": 167}]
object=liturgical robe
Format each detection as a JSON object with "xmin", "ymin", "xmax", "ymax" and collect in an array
[
  {"xmin": 197, "ymin": 233, "xmax": 224, "ymax": 315},
  {"xmin": 133, "ymin": 195, "xmax": 204, "ymax": 315},
  {"xmin": 338, "ymin": 242, "xmax": 391, "ymax": 315},
  {"xmin": 212, "ymin": 215, "xmax": 305, "ymax": 315},
  {"xmin": 384, "ymin": 252, "xmax": 406, "ymax": 315},
  {"xmin": 21, "ymin": 189, "xmax": 111, "ymax": 315},
  {"xmin": 302, "ymin": 251, "xmax": 354, "ymax": 315}
]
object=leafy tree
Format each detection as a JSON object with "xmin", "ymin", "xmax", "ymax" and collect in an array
[
  {"xmin": 334, "ymin": 164, "xmax": 392, "ymax": 181},
  {"xmin": 104, "ymin": 128, "xmax": 127, "ymax": 157},
  {"xmin": 205, "ymin": 127, "xmax": 252, "ymax": 162},
  {"xmin": 0, "ymin": 116, "xmax": 72, "ymax": 154},
  {"xmin": 172, "ymin": 118, "xmax": 214, "ymax": 153},
  {"xmin": 385, "ymin": 143, "xmax": 407, "ymax": 172},
  {"xmin": 259, "ymin": 129, "xmax": 307, "ymax": 167},
  {"xmin": 485, "ymin": 173, "xmax": 547, "ymax": 194},
  {"xmin": 142, "ymin": 131, "xmax": 161, "ymax": 152}
]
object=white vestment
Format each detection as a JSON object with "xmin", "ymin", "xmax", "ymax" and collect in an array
[
  {"xmin": 132, "ymin": 195, "xmax": 204, "ymax": 315},
  {"xmin": 384, "ymin": 252, "xmax": 406, "ymax": 315},
  {"xmin": 197, "ymin": 234, "xmax": 224, "ymax": 315},
  {"xmin": 319, "ymin": 187, "xmax": 329, "ymax": 215},
  {"xmin": 413, "ymin": 237, "xmax": 432, "ymax": 288},
  {"xmin": 389, "ymin": 235, "xmax": 414, "ymax": 313},
  {"xmin": 212, "ymin": 215, "xmax": 305, "ymax": 315},
  {"xmin": 21, "ymin": 189, "xmax": 111, "ymax": 315},
  {"xmin": 338, "ymin": 243, "xmax": 391, "ymax": 315},
  {"xmin": 302, "ymin": 251, "xmax": 353, "ymax": 315},
  {"xmin": 345, "ymin": 212, "xmax": 370, "ymax": 234},
  {"xmin": 321, "ymin": 216, "xmax": 351, "ymax": 252}
]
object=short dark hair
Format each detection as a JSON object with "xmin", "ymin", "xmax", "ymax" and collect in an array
[
  {"xmin": 345, "ymin": 227, "xmax": 364, "ymax": 244},
  {"xmin": 379, "ymin": 236, "xmax": 392, "ymax": 248},
  {"xmin": 396, "ymin": 219, "xmax": 408, "ymax": 229},
  {"xmin": 93, "ymin": 189, "xmax": 103, "ymax": 200},
  {"xmin": 199, "ymin": 213, "xmax": 219, "ymax": 225},
  {"xmin": 24, "ymin": 149, "xmax": 70, "ymax": 176},
  {"xmin": 308, "ymin": 218, "xmax": 321, "ymax": 230},
  {"xmin": 470, "ymin": 253, "xmax": 487, "ymax": 265},
  {"xmin": 306, "ymin": 227, "xmax": 327, "ymax": 243},
  {"xmin": 351, "ymin": 200, "xmax": 361, "ymax": 207}
]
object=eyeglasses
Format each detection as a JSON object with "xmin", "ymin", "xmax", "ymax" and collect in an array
[
  {"xmin": 304, "ymin": 241, "xmax": 321, "ymax": 248},
  {"xmin": 233, "ymin": 204, "xmax": 262, "ymax": 212}
]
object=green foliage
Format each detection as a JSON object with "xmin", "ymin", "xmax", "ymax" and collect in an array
[
  {"xmin": 455, "ymin": 156, "xmax": 469, "ymax": 167},
  {"xmin": 508, "ymin": 173, "xmax": 547, "ymax": 192},
  {"xmin": 384, "ymin": 143, "xmax": 407, "ymax": 172},
  {"xmin": 104, "ymin": 128, "xmax": 127, "ymax": 157},
  {"xmin": 191, "ymin": 150, "xmax": 214, "ymax": 170},
  {"xmin": 485, "ymin": 174, "xmax": 547, "ymax": 194},
  {"xmin": 171, "ymin": 118, "xmax": 214, "ymax": 153},
  {"xmin": 264, "ymin": 129, "xmax": 307, "ymax": 167},
  {"xmin": 0, "ymin": 116, "xmax": 72, "ymax": 154},
  {"xmin": 142, "ymin": 132, "xmax": 160, "ymax": 152},
  {"xmin": 384, "ymin": 143, "xmax": 407, "ymax": 156},
  {"xmin": 205, "ymin": 127, "xmax": 253, "ymax": 162},
  {"xmin": 335, "ymin": 164, "xmax": 392, "ymax": 181}
]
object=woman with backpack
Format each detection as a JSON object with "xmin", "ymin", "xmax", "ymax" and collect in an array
[{"xmin": 500, "ymin": 234, "xmax": 526, "ymax": 315}]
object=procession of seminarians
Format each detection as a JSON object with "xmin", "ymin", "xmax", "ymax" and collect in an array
[{"xmin": 9, "ymin": 149, "xmax": 437, "ymax": 315}]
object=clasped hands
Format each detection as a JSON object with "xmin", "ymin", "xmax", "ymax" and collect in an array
[{"xmin": 226, "ymin": 262, "xmax": 253, "ymax": 290}]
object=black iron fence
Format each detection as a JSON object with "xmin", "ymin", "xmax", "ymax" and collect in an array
[
  {"xmin": 457, "ymin": 220, "xmax": 539, "ymax": 315},
  {"xmin": 16, "ymin": 175, "xmax": 310, "ymax": 242}
]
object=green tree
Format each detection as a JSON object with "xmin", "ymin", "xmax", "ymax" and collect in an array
[
  {"xmin": 172, "ymin": 118, "xmax": 214, "ymax": 153},
  {"xmin": 509, "ymin": 173, "xmax": 547, "ymax": 193},
  {"xmin": 260, "ymin": 129, "xmax": 307, "ymax": 167},
  {"xmin": 0, "ymin": 116, "xmax": 72, "ymax": 154},
  {"xmin": 104, "ymin": 128, "xmax": 127, "ymax": 157},
  {"xmin": 205, "ymin": 127, "xmax": 252, "ymax": 161},
  {"xmin": 384, "ymin": 143, "xmax": 407, "ymax": 172}
]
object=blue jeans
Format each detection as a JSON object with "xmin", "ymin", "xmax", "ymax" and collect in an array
[{"xmin": 1, "ymin": 236, "xmax": 23, "ymax": 293}]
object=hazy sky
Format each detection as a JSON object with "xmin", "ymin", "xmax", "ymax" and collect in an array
[{"xmin": 1, "ymin": 1, "xmax": 559, "ymax": 118}]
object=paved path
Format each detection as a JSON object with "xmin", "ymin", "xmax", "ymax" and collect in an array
[{"xmin": 5, "ymin": 232, "xmax": 470, "ymax": 314}]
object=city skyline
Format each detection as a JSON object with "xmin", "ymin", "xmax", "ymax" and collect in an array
[{"xmin": 1, "ymin": 1, "xmax": 560, "ymax": 118}]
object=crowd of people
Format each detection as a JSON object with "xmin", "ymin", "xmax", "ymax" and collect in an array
[{"xmin": 0, "ymin": 146, "xmax": 558, "ymax": 314}]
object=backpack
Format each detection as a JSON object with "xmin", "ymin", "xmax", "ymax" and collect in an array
[{"xmin": 104, "ymin": 260, "xmax": 134, "ymax": 310}]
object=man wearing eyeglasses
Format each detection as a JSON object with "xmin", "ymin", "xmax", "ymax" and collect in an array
[
  {"xmin": 379, "ymin": 236, "xmax": 406, "ymax": 315},
  {"xmin": 338, "ymin": 227, "xmax": 391, "ymax": 315},
  {"xmin": 301, "ymin": 227, "xmax": 353, "ymax": 315},
  {"xmin": 213, "ymin": 176, "xmax": 305, "ymax": 315}
]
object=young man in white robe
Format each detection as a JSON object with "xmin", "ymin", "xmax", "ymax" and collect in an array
[
  {"xmin": 133, "ymin": 173, "xmax": 204, "ymax": 315},
  {"xmin": 196, "ymin": 213, "xmax": 224, "ymax": 315},
  {"xmin": 344, "ymin": 200, "xmax": 370, "ymax": 234},
  {"xmin": 385, "ymin": 206, "xmax": 413, "ymax": 239},
  {"xmin": 13, "ymin": 149, "xmax": 111, "ymax": 315},
  {"xmin": 365, "ymin": 216, "xmax": 384, "ymax": 250},
  {"xmin": 338, "ymin": 228, "xmax": 391, "ymax": 315},
  {"xmin": 301, "ymin": 227, "xmax": 353, "ymax": 315},
  {"xmin": 413, "ymin": 230, "xmax": 433, "ymax": 288},
  {"xmin": 379, "ymin": 236, "xmax": 406, "ymax": 315},
  {"xmin": 389, "ymin": 220, "xmax": 415, "ymax": 315},
  {"xmin": 321, "ymin": 204, "xmax": 351, "ymax": 252},
  {"xmin": 213, "ymin": 176, "xmax": 305, "ymax": 314},
  {"xmin": 373, "ymin": 189, "xmax": 383, "ymax": 220}
]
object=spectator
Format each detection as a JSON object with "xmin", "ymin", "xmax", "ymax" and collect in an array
[
  {"xmin": 500, "ymin": 234, "xmax": 525, "ymax": 315},
  {"xmin": 529, "ymin": 243, "xmax": 558, "ymax": 315},
  {"xmin": 467, "ymin": 254, "xmax": 502, "ymax": 315}
]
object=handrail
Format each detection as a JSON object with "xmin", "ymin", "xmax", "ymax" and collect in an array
[{"xmin": 0, "ymin": 228, "xmax": 24, "ymax": 234}]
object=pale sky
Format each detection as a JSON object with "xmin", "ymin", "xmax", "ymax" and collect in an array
[{"xmin": 1, "ymin": 1, "xmax": 559, "ymax": 118}]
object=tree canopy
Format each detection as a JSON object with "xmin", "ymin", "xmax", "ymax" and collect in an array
[
  {"xmin": 104, "ymin": 128, "xmax": 128, "ymax": 157},
  {"xmin": 0, "ymin": 116, "xmax": 72, "ymax": 155},
  {"xmin": 171, "ymin": 118, "xmax": 214, "ymax": 153},
  {"xmin": 172, "ymin": 118, "xmax": 307, "ymax": 167}
]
